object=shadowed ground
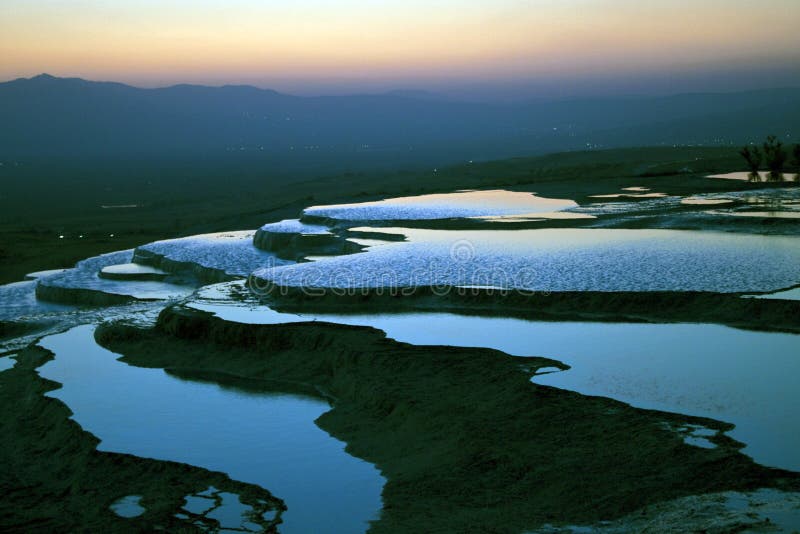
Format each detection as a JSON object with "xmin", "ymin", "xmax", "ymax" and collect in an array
[
  {"xmin": 0, "ymin": 346, "xmax": 284, "ymax": 532},
  {"xmin": 95, "ymin": 306, "xmax": 800, "ymax": 533},
  {"xmin": 2, "ymin": 146, "xmax": 783, "ymax": 285}
]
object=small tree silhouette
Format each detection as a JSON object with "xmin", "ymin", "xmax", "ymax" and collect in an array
[
  {"xmin": 762, "ymin": 135, "xmax": 787, "ymax": 182},
  {"xmin": 738, "ymin": 145, "xmax": 763, "ymax": 182}
]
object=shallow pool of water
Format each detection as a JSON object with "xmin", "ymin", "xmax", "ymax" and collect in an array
[
  {"xmin": 708, "ymin": 171, "xmax": 799, "ymax": 182},
  {"xmin": 0, "ymin": 280, "xmax": 74, "ymax": 320},
  {"xmin": 38, "ymin": 325, "xmax": 385, "ymax": 534},
  {"xmin": 0, "ymin": 356, "xmax": 16, "ymax": 373},
  {"xmin": 745, "ymin": 286, "xmax": 800, "ymax": 301},
  {"xmin": 136, "ymin": 232, "xmax": 292, "ymax": 277},
  {"xmin": 680, "ymin": 198, "xmax": 734, "ymax": 206},
  {"xmin": 690, "ymin": 187, "xmax": 800, "ymax": 210},
  {"xmin": 473, "ymin": 211, "xmax": 595, "ymax": 222},
  {"xmin": 572, "ymin": 196, "xmax": 682, "ymax": 216},
  {"xmin": 708, "ymin": 210, "xmax": 800, "ymax": 219},
  {"xmin": 259, "ymin": 219, "xmax": 332, "ymax": 235},
  {"xmin": 37, "ymin": 251, "xmax": 194, "ymax": 301},
  {"xmin": 341, "ymin": 316, "xmax": 800, "ymax": 472},
  {"xmin": 589, "ymin": 192, "xmax": 668, "ymax": 199},
  {"xmin": 186, "ymin": 294, "xmax": 800, "ymax": 472},
  {"xmin": 303, "ymin": 189, "xmax": 577, "ymax": 221},
  {"xmin": 25, "ymin": 269, "xmax": 69, "ymax": 280},
  {"xmin": 109, "ymin": 495, "xmax": 146, "ymax": 518},
  {"xmin": 254, "ymin": 228, "xmax": 800, "ymax": 292},
  {"xmin": 100, "ymin": 263, "xmax": 170, "ymax": 277}
]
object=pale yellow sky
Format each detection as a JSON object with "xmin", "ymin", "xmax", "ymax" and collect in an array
[{"xmin": 1, "ymin": 0, "xmax": 798, "ymax": 90}]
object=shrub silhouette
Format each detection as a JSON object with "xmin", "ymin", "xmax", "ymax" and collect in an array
[
  {"xmin": 738, "ymin": 145, "xmax": 763, "ymax": 182},
  {"xmin": 762, "ymin": 135, "xmax": 787, "ymax": 182}
]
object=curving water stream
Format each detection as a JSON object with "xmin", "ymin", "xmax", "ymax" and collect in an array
[
  {"xmin": 3, "ymin": 186, "xmax": 800, "ymax": 531},
  {"xmin": 188, "ymin": 293, "xmax": 800, "ymax": 473},
  {"xmin": 38, "ymin": 325, "xmax": 385, "ymax": 534}
]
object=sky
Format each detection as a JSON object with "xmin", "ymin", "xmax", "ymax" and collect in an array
[{"xmin": 1, "ymin": 0, "xmax": 799, "ymax": 98}]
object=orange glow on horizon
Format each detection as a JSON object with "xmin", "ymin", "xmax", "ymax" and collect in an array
[{"xmin": 1, "ymin": 1, "xmax": 798, "ymax": 89}]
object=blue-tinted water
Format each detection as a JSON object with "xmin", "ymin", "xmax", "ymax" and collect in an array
[
  {"xmin": 303, "ymin": 189, "xmax": 577, "ymax": 221},
  {"xmin": 0, "ymin": 356, "xmax": 16, "ymax": 372},
  {"xmin": 136, "ymin": 231, "xmax": 292, "ymax": 277},
  {"xmin": 254, "ymin": 228, "xmax": 800, "ymax": 292},
  {"xmin": 100, "ymin": 263, "xmax": 169, "ymax": 277},
  {"xmin": 259, "ymin": 219, "xmax": 332, "ymax": 235},
  {"xmin": 109, "ymin": 495, "xmax": 146, "ymax": 518},
  {"xmin": 37, "ymin": 250, "xmax": 193, "ymax": 301},
  {"xmin": 330, "ymin": 315, "xmax": 800, "ymax": 472},
  {"xmin": 187, "ymin": 294, "xmax": 800, "ymax": 472},
  {"xmin": 0, "ymin": 280, "xmax": 74, "ymax": 320},
  {"xmin": 38, "ymin": 325, "xmax": 384, "ymax": 534}
]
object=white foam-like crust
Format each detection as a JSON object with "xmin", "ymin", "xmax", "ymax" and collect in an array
[
  {"xmin": 706, "ymin": 210, "xmax": 800, "ymax": 219},
  {"xmin": 0, "ymin": 280, "xmax": 74, "ymax": 320},
  {"xmin": 303, "ymin": 190, "xmax": 578, "ymax": 221},
  {"xmin": 101, "ymin": 263, "xmax": 169, "ymax": 276},
  {"xmin": 680, "ymin": 198, "xmax": 734, "ymax": 205},
  {"xmin": 577, "ymin": 187, "xmax": 800, "ymax": 217},
  {"xmin": 691, "ymin": 188, "xmax": 800, "ymax": 205},
  {"xmin": 137, "ymin": 231, "xmax": 292, "ymax": 276},
  {"xmin": 685, "ymin": 188, "xmax": 800, "ymax": 218},
  {"xmin": 473, "ymin": 211, "xmax": 595, "ymax": 222},
  {"xmin": 573, "ymin": 197, "xmax": 681, "ymax": 215},
  {"xmin": 24, "ymin": 269, "xmax": 69, "ymax": 280},
  {"xmin": 259, "ymin": 219, "xmax": 331, "ymax": 234},
  {"xmin": 744, "ymin": 286, "xmax": 800, "ymax": 301},
  {"xmin": 253, "ymin": 228, "xmax": 800, "ymax": 293},
  {"xmin": 37, "ymin": 250, "xmax": 194, "ymax": 300}
]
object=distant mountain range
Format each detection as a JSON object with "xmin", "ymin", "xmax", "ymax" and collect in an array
[{"xmin": 2, "ymin": 74, "xmax": 799, "ymax": 165}]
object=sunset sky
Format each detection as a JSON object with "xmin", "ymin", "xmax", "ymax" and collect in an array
[{"xmin": 2, "ymin": 0, "xmax": 799, "ymax": 97}]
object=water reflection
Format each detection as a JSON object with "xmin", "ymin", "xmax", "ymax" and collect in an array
[
  {"xmin": 0, "ymin": 280, "xmax": 73, "ymax": 320},
  {"xmin": 185, "ymin": 296, "xmax": 800, "ymax": 472},
  {"xmin": 38, "ymin": 326, "xmax": 385, "ymax": 534},
  {"xmin": 36, "ymin": 250, "xmax": 194, "ymax": 301},
  {"xmin": 303, "ymin": 189, "xmax": 577, "ymax": 221},
  {"xmin": 0, "ymin": 356, "xmax": 16, "ymax": 373},
  {"xmin": 254, "ymin": 228, "xmax": 800, "ymax": 292},
  {"xmin": 136, "ymin": 231, "xmax": 292, "ymax": 277},
  {"xmin": 708, "ymin": 172, "xmax": 799, "ymax": 182},
  {"xmin": 707, "ymin": 210, "xmax": 800, "ymax": 219},
  {"xmin": 109, "ymin": 495, "xmax": 145, "ymax": 518},
  {"xmin": 349, "ymin": 316, "xmax": 800, "ymax": 472},
  {"xmin": 100, "ymin": 263, "xmax": 170, "ymax": 278}
]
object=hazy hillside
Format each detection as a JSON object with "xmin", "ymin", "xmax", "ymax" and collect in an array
[{"xmin": 1, "ymin": 75, "xmax": 799, "ymax": 165}]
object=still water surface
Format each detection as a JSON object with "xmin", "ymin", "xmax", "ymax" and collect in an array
[
  {"xmin": 191, "ymin": 296, "xmax": 800, "ymax": 472},
  {"xmin": 38, "ymin": 325, "xmax": 385, "ymax": 534}
]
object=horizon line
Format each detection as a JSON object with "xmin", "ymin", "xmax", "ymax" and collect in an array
[{"xmin": 4, "ymin": 72, "xmax": 800, "ymax": 102}]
